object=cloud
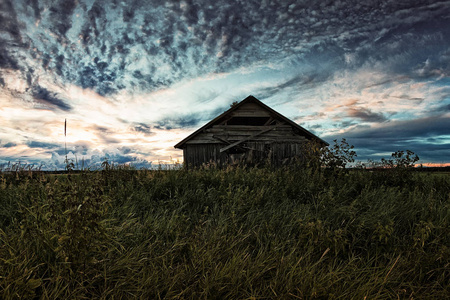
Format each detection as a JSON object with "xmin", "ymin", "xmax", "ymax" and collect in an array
[
  {"xmin": 32, "ymin": 86, "xmax": 72, "ymax": 111},
  {"xmin": 392, "ymin": 94, "xmax": 424, "ymax": 103},
  {"xmin": 2, "ymin": 0, "xmax": 447, "ymax": 97},
  {"xmin": 2, "ymin": 142, "xmax": 17, "ymax": 148},
  {"xmin": 258, "ymin": 73, "xmax": 331, "ymax": 100},
  {"xmin": 95, "ymin": 133, "xmax": 121, "ymax": 144},
  {"xmin": 0, "ymin": 51, "xmax": 20, "ymax": 70},
  {"xmin": 154, "ymin": 105, "xmax": 228, "ymax": 130},
  {"xmin": 347, "ymin": 107, "xmax": 388, "ymax": 122},
  {"xmin": 48, "ymin": 0, "xmax": 78, "ymax": 36},
  {"xmin": 154, "ymin": 114, "xmax": 204, "ymax": 130},
  {"xmin": 132, "ymin": 123, "xmax": 153, "ymax": 134},
  {"xmin": 27, "ymin": 141, "xmax": 60, "ymax": 149},
  {"xmin": 433, "ymin": 104, "xmax": 450, "ymax": 112},
  {"xmin": 0, "ymin": 0, "xmax": 22, "ymax": 72},
  {"xmin": 324, "ymin": 115, "xmax": 450, "ymax": 162}
]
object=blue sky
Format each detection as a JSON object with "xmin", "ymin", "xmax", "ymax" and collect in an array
[{"xmin": 1, "ymin": 0, "xmax": 449, "ymax": 169}]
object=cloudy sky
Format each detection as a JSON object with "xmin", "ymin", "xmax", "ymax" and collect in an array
[{"xmin": 1, "ymin": 0, "xmax": 449, "ymax": 169}]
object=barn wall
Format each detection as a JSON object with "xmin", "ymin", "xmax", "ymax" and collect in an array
[
  {"xmin": 269, "ymin": 142, "xmax": 305, "ymax": 166},
  {"xmin": 184, "ymin": 141, "xmax": 306, "ymax": 168},
  {"xmin": 184, "ymin": 144, "xmax": 228, "ymax": 167}
]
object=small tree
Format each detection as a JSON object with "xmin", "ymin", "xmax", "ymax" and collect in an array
[
  {"xmin": 321, "ymin": 138, "xmax": 357, "ymax": 169},
  {"xmin": 300, "ymin": 138, "xmax": 357, "ymax": 170},
  {"xmin": 375, "ymin": 150, "xmax": 420, "ymax": 187},
  {"xmin": 381, "ymin": 150, "xmax": 419, "ymax": 169}
]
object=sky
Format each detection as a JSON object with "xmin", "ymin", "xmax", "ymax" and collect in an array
[{"xmin": 1, "ymin": 0, "xmax": 449, "ymax": 170}]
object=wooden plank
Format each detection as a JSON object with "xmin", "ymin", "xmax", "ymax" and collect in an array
[
  {"xmin": 220, "ymin": 124, "xmax": 284, "ymax": 152},
  {"xmin": 187, "ymin": 136, "xmax": 307, "ymax": 144},
  {"xmin": 185, "ymin": 140, "xmax": 222, "ymax": 144},
  {"xmin": 231, "ymin": 111, "xmax": 271, "ymax": 117},
  {"xmin": 209, "ymin": 125, "xmax": 293, "ymax": 131},
  {"xmin": 188, "ymin": 133, "xmax": 218, "ymax": 143},
  {"xmin": 212, "ymin": 135, "xmax": 231, "ymax": 144},
  {"xmin": 214, "ymin": 136, "xmax": 263, "ymax": 152},
  {"xmin": 246, "ymin": 137, "xmax": 306, "ymax": 142},
  {"xmin": 264, "ymin": 117, "xmax": 275, "ymax": 125},
  {"xmin": 186, "ymin": 138, "xmax": 303, "ymax": 145},
  {"xmin": 207, "ymin": 132, "xmax": 297, "ymax": 139},
  {"xmin": 186, "ymin": 127, "xmax": 306, "ymax": 145},
  {"xmin": 214, "ymin": 129, "xmax": 299, "ymax": 136},
  {"xmin": 218, "ymin": 115, "xmax": 233, "ymax": 125},
  {"xmin": 191, "ymin": 130, "xmax": 299, "ymax": 140},
  {"xmin": 188, "ymin": 134, "xmax": 306, "ymax": 142},
  {"xmin": 213, "ymin": 135, "xmax": 305, "ymax": 142},
  {"xmin": 206, "ymin": 129, "xmax": 294, "ymax": 135}
]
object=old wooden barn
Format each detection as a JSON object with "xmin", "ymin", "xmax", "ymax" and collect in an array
[{"xmin": 174, "ymin": 95, "xmax": 328, "ymax": 167}]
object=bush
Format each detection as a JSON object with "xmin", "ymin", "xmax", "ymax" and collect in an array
[
  {"xmin": 381, "ymin": 150, "xmax": 420, "ymax": 169},
  {"xmin": 321, "ymin": 138, "xmax": 357, "ymax": 169}
]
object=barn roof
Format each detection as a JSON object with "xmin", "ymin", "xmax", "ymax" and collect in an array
[{"xmin": 174, "ymin": 95, "xmax": 328, "ymax": 149}]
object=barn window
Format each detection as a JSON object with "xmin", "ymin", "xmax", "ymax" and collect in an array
[{"xmin": 227, "ymin": 117, "xmax": 272, "ymax": 126}]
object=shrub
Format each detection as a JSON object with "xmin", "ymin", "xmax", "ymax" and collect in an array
[{"xmin": 381, "ymin": 150, "xmax": 420, "ymax": 169}]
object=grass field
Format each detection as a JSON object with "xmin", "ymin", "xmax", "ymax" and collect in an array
[{"xmin": 0, "ymin": 164, "xmax": 449, "ymax": 299}]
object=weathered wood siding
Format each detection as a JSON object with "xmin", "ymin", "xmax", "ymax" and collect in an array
[
  {"xmin": 184, "ymin": 144, "xmax": 228, "ymax": 167},
  {"xmin": 184, "ymin": 140, "xmax": 307, "ymax": 167},
  {"xmin": 185, "ymin": 125, "xmax": 306, "ymax": 144}
]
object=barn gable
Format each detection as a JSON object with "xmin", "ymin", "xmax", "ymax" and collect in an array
[{"xmin": 174, "ymin": 95, "xmax": 328, "ymax": 167}]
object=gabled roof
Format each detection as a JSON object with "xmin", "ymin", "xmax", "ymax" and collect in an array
[{"xmin": 174, "ymin": 95, "xmax": 328, "ymax": 149}]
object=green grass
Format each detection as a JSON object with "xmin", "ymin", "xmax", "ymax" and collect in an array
[{"xmin": 0, "ymin": 165, "xmax": 449, "ymax": 299}]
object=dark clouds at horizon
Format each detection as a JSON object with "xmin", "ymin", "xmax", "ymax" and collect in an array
[{"xmin": 1, "ymin": 0, "xmax": 450, "ymax": 168}]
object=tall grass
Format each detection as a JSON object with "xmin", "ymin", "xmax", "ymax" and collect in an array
[{"xmin": 0, "ymin": 164, "xmax": 449, "ymax": 299}]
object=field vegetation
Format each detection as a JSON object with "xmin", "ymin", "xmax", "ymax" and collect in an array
[{"xmin": 0, "ymin": 142, "xmax": 449, "ymax": 299}]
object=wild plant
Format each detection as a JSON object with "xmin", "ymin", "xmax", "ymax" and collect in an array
[{"xmin": 0, "ymin": 154, "xmax": 448, "ymax": 298}]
